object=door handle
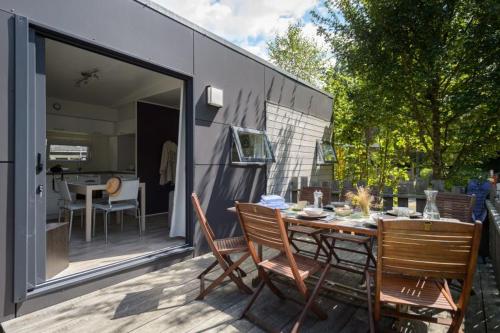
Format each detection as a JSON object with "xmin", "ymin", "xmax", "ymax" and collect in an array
[
  {"xmin": 36, "ymin": 153, "xmax": 44, "ymax": 175},
  {"xmin": 36, "ymin": 184, "xmax": 44, "ymax": 198}
]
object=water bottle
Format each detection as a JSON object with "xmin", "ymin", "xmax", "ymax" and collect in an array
[{"xmin": 313, "ymin": 190, "xmax": 323, "ymax": 208}]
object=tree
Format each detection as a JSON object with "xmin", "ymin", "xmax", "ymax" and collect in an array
[
  {"xmin": 267, "ymin": 22, "xmax": 327, "ymax": 87},
  {"xmin": 314, "ymin": 0, "xmax": 500, "ymax": 179}
]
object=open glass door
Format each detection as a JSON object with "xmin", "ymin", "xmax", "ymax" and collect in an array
[
  {"xmin": 14, "ymin": 16, "xmax": 46, "ymax": 302},
  {"xmin": 15, "ymin": 17, "xmax": 190, "ymax": 300}
]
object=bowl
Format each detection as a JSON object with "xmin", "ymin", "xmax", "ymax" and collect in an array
[
  {"xmin": 303, "ymin": 207, "xmax": 324, "ymax": 217},
  {"xmin": 335, "ymin": 207, "xmax": 352, "ymax": 216}
]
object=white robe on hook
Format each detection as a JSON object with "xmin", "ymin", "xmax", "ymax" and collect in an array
[{"xmin": 159, "ymin": 141, "xmax": 177, "ymax": 185}]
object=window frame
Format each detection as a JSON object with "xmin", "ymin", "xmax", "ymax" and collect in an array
[
  {"xmin": 48, "ymin": 143, "xmax": 91, "ymax": 162},
  {"xmin": 230, "ymin": 126, "xmax": 275, "ymax": 166},
  {"xmin": 316, "ymin": 140, "xmax": 337, "ymax": 165}
]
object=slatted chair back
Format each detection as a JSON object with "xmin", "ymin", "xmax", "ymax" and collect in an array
[
  {"xmin": 236, "ymin": 203, "xmax": 305, "ymax": 283},
  {"xmin": 377, "ymin": 219, "xmax": 482, "ymax": 281},
  {"xmin": 191, "ymin": 193, "xmax": 217, "ymax": 253},
  {"xmin": 436, "ymin": 192, "xmax": 475, "ymax": 223},
  {"xmin": 299, "ymin": 187, "xmax": 331, "ymax": 206}
]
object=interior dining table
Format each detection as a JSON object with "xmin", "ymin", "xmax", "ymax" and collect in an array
[{"xmin": 67, "ymin": 182, "xmax": 146, "ymax": 242}]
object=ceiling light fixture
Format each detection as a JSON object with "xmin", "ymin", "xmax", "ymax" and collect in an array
[{"xmin": 75, "ymin": 68, "xmax": 100, "ymax": 87}]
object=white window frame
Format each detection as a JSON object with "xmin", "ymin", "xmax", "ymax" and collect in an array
[
  {"xmin": 316, "ymin": 140, "xmax": 337, "ymax": 165},
  {"xmin": 231, "ymin": 126, "xmax": 275, "ymax": 165},
  {"xmin": 48, "ymin": 143, "xmax": 90, "ymax": 162}
]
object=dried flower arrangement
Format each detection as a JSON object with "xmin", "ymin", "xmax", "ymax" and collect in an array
[{"xmin": 346, "ymin": 186, "xmax": 373, "ymax": 216}]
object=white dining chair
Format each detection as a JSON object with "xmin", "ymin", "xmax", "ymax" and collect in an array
[
  {"xmin": 92, "ymin": 179, "xmax": 141, "ymax": 243},
  {"xmin": 58, "ymin": 180, "xmax": 86, "ymax": 241}
]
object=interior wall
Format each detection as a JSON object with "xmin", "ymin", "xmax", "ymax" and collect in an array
[
  {"xmin": 117, "ymin": 134, "xmax": 135, "ymax": 171},
  {"xmin": 46, "ymin": 131, "xmax": 113, "ymax": 172},
  {"xmin": 46, "ymin": 97, "xmax": 118, "ymax": 121},
  {"xmin": 137, "ymin": 102, "xmax": 179, "ymax": 215}
]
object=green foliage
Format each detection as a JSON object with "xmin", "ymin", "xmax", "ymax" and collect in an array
[
  {"xmin": 267, "ymin": 22, "xmax": 328, "ymax": 87},
  {"xmin": 313, "ymin": 0, "xmax": 500, "ymax": 182}
]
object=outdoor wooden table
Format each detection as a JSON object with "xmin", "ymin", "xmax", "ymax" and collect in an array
[
  {"xmin": 67, "ymin": 182, "xmax": 146, "ymax": 242},
  {"xmin": 227, "ymin": 206, "xmax": 378, "ymax": 237},
  {"xmin": 228, "ymin": 206, "xmax": 378, "ymax": 290},
  {"xmin": 228, "ymin": 206, "xmax": 460, "ymax": 299}
]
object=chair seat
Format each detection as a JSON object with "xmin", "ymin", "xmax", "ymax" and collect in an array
[
  {"xmin": 321, "ymin": 231, "xmax": 370, "ymax": 244},
  {"xmin": 213, "ymin": 236, "xmax": 248, "ymax": 254},
  {"xmin": 93, "ymin": 202, "xmax": 137, "ymax": 212},
  {"xmin": 61, "ymin": 200, "xmax": 86, "ymax": 210},
  {"xmin": 288, "ymin": 225, "xmax": 321, "ymax": 236},
  {"xmin": 380, "ymin": 275, "xmax": 456, "ymax": 311},
  {"xmin": 259, "ymin": 253, "xmax": 322, "ymax": 280}
]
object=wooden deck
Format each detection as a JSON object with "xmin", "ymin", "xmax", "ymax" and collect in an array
[{"xmin": 2, "ymin": 245, "xmax": 499, "ymax": 333}]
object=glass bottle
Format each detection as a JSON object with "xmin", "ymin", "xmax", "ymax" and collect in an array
[
  {"xmin": 313, "ymin": 190, "xmax": 323, "ymax": 208},
  {"xmin": 423, "ymin": 190, "xmax": 440, "ymax": 219}
]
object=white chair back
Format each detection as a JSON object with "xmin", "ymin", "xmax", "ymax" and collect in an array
[
  {"xmin": 60, "ymin": 180, "xmax": 73, "ymax": 202},
  {"xmin": 109, "ymin": 180, "xmax": 139, "ymax": 203}
]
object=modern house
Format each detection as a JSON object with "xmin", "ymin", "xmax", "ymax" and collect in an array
[{"xmin": 0, "ymin": 0, "xmax": 333, "ymax": 321}]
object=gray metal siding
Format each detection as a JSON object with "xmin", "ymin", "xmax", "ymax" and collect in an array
[
  {"xmin": 0, "ymin": 11, "xmax": 14, "ymax": 162},
  {"xmin": 1, "ymin": 0, "xmax": 194, "ymax": 76},
  {"xmin": 0, "ymin": 0, "xmax": 333, "ymax": 315},
  {"xmin": 192, "ymin": 33, "xmax": 267, "ymax": 252},
  {"xmin": 265, "ymin": 68, "xmax": 333, "ymax": 121},
  {"xmin": 193, "ymin": 164, "xmax": 266, "ymax": 254},
  {"xmin": 0, "ymin": 163, "xmax": 15, "ymax": 321},
  {"xmin": 193, "ymin": 32, "xmax": 265, "ymax": 127}
]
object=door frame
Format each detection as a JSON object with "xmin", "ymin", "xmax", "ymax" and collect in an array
[{"xmin": 14, "ymin": 16, "xmax": 195, "ymax": 302}]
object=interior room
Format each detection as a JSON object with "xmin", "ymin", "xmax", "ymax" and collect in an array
[{"xmin": 44, "ymin": 39, "xmax": 186, "ymax": 279}]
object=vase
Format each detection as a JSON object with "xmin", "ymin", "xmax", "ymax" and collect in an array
[
  {"xmin": 423, "ymin": 190, "xmax": 440, "ymax": 219},
  {"xmin": 361, "ymin": 204, "xmax": 370, "ymax": 216}
]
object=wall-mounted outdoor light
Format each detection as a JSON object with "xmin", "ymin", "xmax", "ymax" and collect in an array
[{"xmin": 206, "ymin": 86, "xmax": 223, "ymax": 108}]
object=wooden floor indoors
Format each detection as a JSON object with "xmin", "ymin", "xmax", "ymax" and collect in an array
[
  {"xmin": 51, "ymin": 213, "xmax": 185, "ymax": 278},
  {"xmin": 2, "ymin": 240, "xmax": 499, "ymax": 333}
]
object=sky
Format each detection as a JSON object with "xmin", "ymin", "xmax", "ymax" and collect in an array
[{"xmin": 150, "ymin": 0, "xmax": 327, "ymax": 61}]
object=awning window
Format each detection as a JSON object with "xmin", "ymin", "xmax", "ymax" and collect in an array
[
  {"xmin": 231, "ymin": 126, "xmax": 274, "ymax": 165},
  {"xmin": 316, "ymin": 140, "xmax": 337, "ymax": 165}
]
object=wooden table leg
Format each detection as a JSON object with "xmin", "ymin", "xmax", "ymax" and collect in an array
[{"xmin": 85, "ymin": 187, "xmax": 92, "ymax": 242}]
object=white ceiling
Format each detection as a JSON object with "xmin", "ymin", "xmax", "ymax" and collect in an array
[{"xmin": 46, "ymin": 39, "xmax": 182, "ymax": 108}]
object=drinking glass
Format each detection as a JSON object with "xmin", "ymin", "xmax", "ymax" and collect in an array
[{"xmin": 397, "ymin": 207, "xmax": 410, "ymax": 218}]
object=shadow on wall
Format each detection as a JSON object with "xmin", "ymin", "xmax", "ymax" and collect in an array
[
  {"xmin": 196, "ymin": 86, "xmax": 264, "ymax": 130},
  {"xmin": 267, "ymin": 118, "xmax": 304, "ymax": 198},
  {"xmin": 192, "ymin": 85, "xmax": 266, "ymax": 255}
]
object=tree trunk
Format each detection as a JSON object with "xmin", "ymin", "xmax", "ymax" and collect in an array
[{"xmin": 429, "ymin": 79, "xmax": 442, "ymax": 179}]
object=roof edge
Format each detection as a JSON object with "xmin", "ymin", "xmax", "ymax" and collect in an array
[{"xmin": 135, "ymin": 0, "xmax": 333, "ymax": 99}]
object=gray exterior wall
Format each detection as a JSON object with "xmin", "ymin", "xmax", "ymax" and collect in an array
[
  {"xmin": 0, "ymin": 0, "xmax": 332, "ymax": 320},
  {"xmin": 0, "ymin": 9, "xmax": 16, "ymax": 322}
]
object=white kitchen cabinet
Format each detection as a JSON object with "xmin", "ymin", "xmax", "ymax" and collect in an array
[{"xmin": 47, "ymin": 114, "xmax": 115, "ymax": 135}]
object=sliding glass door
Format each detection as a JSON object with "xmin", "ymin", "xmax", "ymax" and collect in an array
[{"xmin": 14, "ymin": 16, "xmax": 46, "ymax": 302}]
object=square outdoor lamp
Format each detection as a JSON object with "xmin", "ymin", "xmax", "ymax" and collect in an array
[{"xmin": 206, "ymin": 86, "xmax": 223, "ymax": 108}]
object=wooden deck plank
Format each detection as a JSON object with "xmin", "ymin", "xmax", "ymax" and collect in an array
[{"xmin": 1, "ymin": 242, "xmax": 497, "ymax": 333}]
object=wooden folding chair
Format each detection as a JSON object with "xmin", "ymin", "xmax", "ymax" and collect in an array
[
  {"xmin": 236, "ymin": 203, "xmax": 332, "ymax": 333},
  {"xmin": 320, "ymin": 230, "xmax": 376, "ymax": 284},
  {"xmin": 288, "ymin": 187, "xmax": 331, "ymax": 259},
  {"xmin": 366, "ymin": 218, "xmax": 482, "ymax": 333},
  {"xmin": 191, "ymin": 193, "xmax": 253, "ymax": 300},
  {"xmin": 436, "ymin": 192, "xmax": 475, "ymax": 222}
]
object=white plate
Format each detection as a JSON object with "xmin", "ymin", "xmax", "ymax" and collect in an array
[
  {"xmin": 296, "ymin": 211, "xmax": 329, "ymax": 219},
  {"xmin": 387, "ymin": 210, "xmax": 422, "ymax": 218}
]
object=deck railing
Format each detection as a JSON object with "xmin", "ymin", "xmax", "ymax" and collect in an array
[{"xmin": 486, "ymin": 199, "xmax": 500, "ymax": 290}]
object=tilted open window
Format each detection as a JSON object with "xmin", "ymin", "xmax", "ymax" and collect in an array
[
  {"xmin": 316, "ymin": 140, "xmax": 337, "ymax": 165},
  {"xmin": 231, "ymin": 126, "xmax": 275, "ymax": 165},
  {"xmin": 49, "ymin": 144, "xmax": 90, "ymax": 162}
]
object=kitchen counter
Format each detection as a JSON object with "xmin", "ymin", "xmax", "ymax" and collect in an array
[{"xmin": 46, "ymin": 170, "xmax": 135, "ymax": 175}]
